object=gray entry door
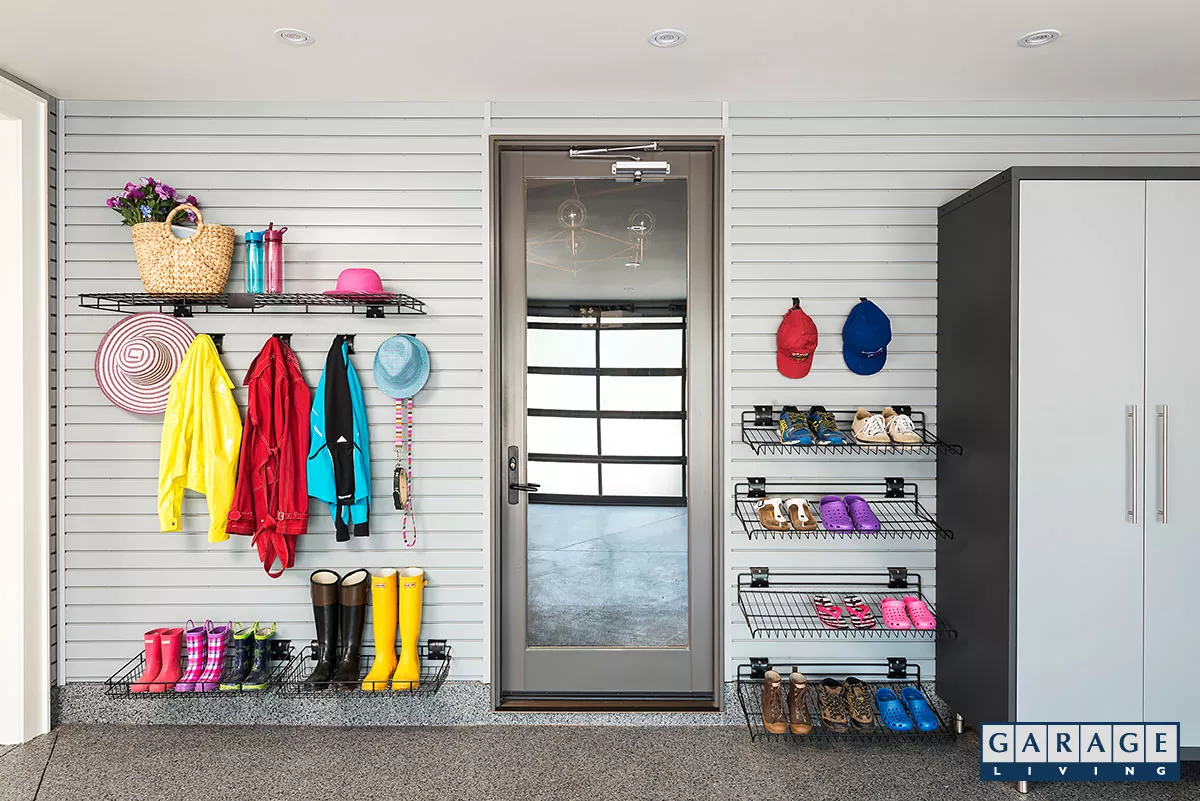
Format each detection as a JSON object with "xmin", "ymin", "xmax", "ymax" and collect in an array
[{"xmin": 498, "ymin": 148, "xmax": 716, "ymax": 699}]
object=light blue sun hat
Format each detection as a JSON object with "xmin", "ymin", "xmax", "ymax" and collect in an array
[{"xmin": 373, "ymin": 334, "xmax": 430, "ymax": 399}]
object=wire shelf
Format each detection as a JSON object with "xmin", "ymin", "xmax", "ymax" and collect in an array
[
  {"xmin": 737, "ymin": 569, "xmax": 956, "ymax": 640},
  {"xmin": 104, "ymin": 639, "xmax": 296, "ymax": 697},
  {"xmin": 735, "ymin": 658, "xmax": 958, "ymax": 742},
  {"xmin": 741, "ymin": 406, "xmax": 961, "ymax": 457},
  {"xmin": 276, "ymin": 640, "xmax": 451, "ymax": 696},
  {"xmin": 734, "ymin": 478, "xmax": 952, "ymax": 541},
  {"xmin": 78, "ymin": 292, "xmax": 426, "ymax": 318}
]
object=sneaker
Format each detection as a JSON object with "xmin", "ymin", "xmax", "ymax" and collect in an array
[
  {"xmin": 788, "ymin": 671, "xmax": 813, "ymax": 735},
  {"xmin": 843, "ymin": 677, "xmax": 876, "ymax": 729},
  {"xmin": 761, "ymin": 670, "xmax": 788, "ymax": 735},
  {"xmin": 778, "ymin": 408, "xmax": 816, "ymax": 446},
  {"xmin": 883, "ymin": 407, "xmax": 922, "ymax": 444},
  {"xmin": 816, "ymin": 677, "xmax": 850, "ymax": 733},
  {"xmin": 851, "ymin": 407, "xmax": 890, "ymax": 444},
  {"xmin": 807, "ymin": 406, "xmax": 848, "ymax": 445}
]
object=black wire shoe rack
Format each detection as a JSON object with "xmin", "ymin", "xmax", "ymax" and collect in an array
[
  {"xmin": 734, "ymin": 478, "xmax": 952, "ymax": 542},
  {"xmin": 276, "ymin": 640, "xmax": 452, "ymax": 696},
  {"xmin": 79, "ymin": 291, "xmax": 426, "ymax": 318},
  {"xmin": 741, "ymin": 405, "xmax": 962, "ymax": 456},
  {"xmin": 736, "ymin": 657, "xmax": 959, "ymax": 742},
  {"xmin": 737, "ymin": 568, "xmax": 956, "ymax": 640},
  {"xmin": 104, "ymin": 639, "xmax": 297, "ymax": 697}
]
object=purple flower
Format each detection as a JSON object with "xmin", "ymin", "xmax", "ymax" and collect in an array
[
  {"xmin": 186, "ymin": 211, "xmax": 197, "ymax": 223},
  {"xmin": 141, "ymin": 176, "xmax": 156, "ymax": 188},
  {"xmin": 140, "ymin": 205, "xmax": 152, "ymax": 218},
  {"xmin": 185, "ymin": 194, "xmax": 199, "ymax": 207},
  {"xmin": 127, "ymin": 187, "xmax": 145, "ymax": 201},
  {"xmin": 124, "ymin": 182, "xmax": 138, "ymax": 193},
  {"xmin": 106, "ymin": 197, "xmax": 118, "ymax": 209},
  {"xmin": 154, "ymin": 184, "xmax": 172, "ymax": 200}
]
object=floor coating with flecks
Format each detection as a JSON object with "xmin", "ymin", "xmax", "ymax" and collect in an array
[{"xmin": 2, "ymin": 725, "xmax": 1198, "ymax": 801}]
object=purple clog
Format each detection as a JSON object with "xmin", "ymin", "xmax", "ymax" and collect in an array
[
  {"xmin": 844, "ymin": 495, "xmax": 882, "ymax": 531},
  {"xmin": 818, "ymin": 495, "xmax": 853, "ymax": 530}
]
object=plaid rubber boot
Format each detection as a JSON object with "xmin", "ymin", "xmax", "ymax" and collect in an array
[
  {"xmin": 174, "ymin": 619, "xmax": 212, "ymax": 692},
  {"xmin": 195, "ymin": 622, "xmax": 231, "ymax": 691}
]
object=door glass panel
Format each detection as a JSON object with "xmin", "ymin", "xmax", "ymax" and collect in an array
[{"xmin": 525, "ymin": 176, "xmax": 688, "ymax": 648}]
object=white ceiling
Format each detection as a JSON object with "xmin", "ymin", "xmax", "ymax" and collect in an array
[{"xmin": 3, "ymin": 1, "xmax": 1200, "ymax": 101}]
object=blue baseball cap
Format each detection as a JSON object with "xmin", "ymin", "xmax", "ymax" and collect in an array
[{"xmin": 842, "ymin": 298, "xmax": 891, "ymax": 375}]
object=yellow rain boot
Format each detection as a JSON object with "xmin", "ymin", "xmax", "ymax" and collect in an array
[
  {"xmin": 360, "ymin": 569, "xmax": 398, "ymax": 691},
  {"xmin": 391, "ymin": 567, "xmax": 427, "ymax": 690}
]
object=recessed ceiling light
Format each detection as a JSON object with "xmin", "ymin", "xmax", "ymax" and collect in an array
[
  {"xmin": 648, "ymin": 29, "xmax": 686, "ymax": 48},
  {"xmin": 1018, "ymin": 29, "xmax": 1061, "ymax": 48},
  {"xmin": 275, "ymin": 28, "xmax": 314, "ymax": 46}
]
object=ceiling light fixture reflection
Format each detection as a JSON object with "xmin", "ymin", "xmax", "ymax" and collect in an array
[
  {"xmin": 648, "ymin": 29, "xmax": 687, "ymax": 48},
  {"xmin": 274, "ymin": 28, "xmax": 315, "ymax": 46},
  {"xmin": 1018, "ymin": 29, "xmax": 1061, "ymax": 47}
]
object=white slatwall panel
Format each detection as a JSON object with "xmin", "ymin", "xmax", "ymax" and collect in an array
[
  {"xmin": 59, "ymin": 99, "xmax": 1200, "ymax": 686},
  {"xmin": 723, "ymin": 100, "xmax": 1200, "ymax": 680},
  {"xmin": 61, "ymin": 101, "xmax": 488, "ymax": 681}
]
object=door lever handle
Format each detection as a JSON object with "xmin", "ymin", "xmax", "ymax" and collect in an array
[{"xmin": 509, "ymin": 483, "xmax": 541, "ymax": 493}]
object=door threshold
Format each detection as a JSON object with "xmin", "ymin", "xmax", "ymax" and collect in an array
[{"xmin": 498, "ymin": 694, "xmax": 720, "ymax": 713}]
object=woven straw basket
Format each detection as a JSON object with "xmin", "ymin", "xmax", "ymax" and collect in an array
[{"xmin": 130, "ymin": 204, "xmax": 234, "ymax": 293}]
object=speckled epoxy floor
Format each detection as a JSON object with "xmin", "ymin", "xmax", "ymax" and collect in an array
[{"xmin": 2, "ymin": 725, "xmax": 1198, "ymax": 801}]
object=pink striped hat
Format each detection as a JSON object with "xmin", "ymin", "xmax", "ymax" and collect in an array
[{"xmin": 94, "ymin": 313, "xmax": 196, "ymax": 415}]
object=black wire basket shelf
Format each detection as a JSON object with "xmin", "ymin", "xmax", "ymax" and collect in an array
[
  {"xmin": 741, "ymin": 406, "xmax": 962, "ymax": 457},
  {"xmin": 734, "ymin": 478, "xmax": 952, "ymax": 542},
  {"xmin": 276, "ymin": 640, "xmax": 451, "ymax": 696},
  {"xmin": 736, "ymin": 657, "xmax": 959, "ymax": 743},
  {"xmin": 104, "ymin": 639, "xmax": 297, "ymax": 697},
  {"xmin": 79, "ymin": 292, "xmax": 426, "ymax": 318},
  {"xmin": 737, "ymin": 568, "xmax": 956, "ymax": 640}
]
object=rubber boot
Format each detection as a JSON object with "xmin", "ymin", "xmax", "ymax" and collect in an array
[
  {"xmin": 219, "ymin": 623, "xmax": 255, "ymax": 691},
  {"xmin": 150, "ymin": 627, "xmax": 184, "ymax": 693},
  {"xmin": 361, "ymin": 569, "xmax": 398, "ymax": 691},
  {"xmin": 303, "ymin": 570, "xmax": 340, "ymax": 690},
  {"xmin": 174, "ymin": 619, "xmax": 212, "ymax": 692},
  {"xmin": 195, "ymin": 621, "xmax": 231, "ymax": 691},
  {"xmin": 332, "ymin": 569, "xmax": 369, "ymax": 689},
  {"xmin": 241, "ymin": 623, "xmax": 276, "ymax": 691},
  {"xmin": 391, "ymin": 567, "xmax": 427, "ymax": 690},
  {"xmin": 130, "ymin": 628, "xmax": 167, "ymax": 693}
]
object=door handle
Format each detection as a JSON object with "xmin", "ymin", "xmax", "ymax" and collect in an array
[
  {"xmin": 1128, "ymin": 405, "xmax": 1138, "ymax": 525},
  {"xmin": 1158, "ymin": 405, "xmax": 1169, "ymax": 524},
  {"xmin": 510, "ymin": 483, "xmax": 541, "ymax": 493},
  {"xmin": 506, "ymin": 444, "xmax": 539, "ymax": 504}
]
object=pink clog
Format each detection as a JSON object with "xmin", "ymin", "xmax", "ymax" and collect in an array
[
  {"xmin": 880, "ymin": 598, "xmax": 912, "ymax": 630},
  {"xmin": 903, "ymin": 596, "xmax": 937, "ymax": 630}
]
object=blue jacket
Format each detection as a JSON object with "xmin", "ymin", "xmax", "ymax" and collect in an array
[{"xmin": 307, "ymin": 337, "xmax": 371, "ymax": 540}]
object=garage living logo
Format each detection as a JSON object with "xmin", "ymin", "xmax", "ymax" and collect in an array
[{"xmin": 981, "ymin": 723, "xmax": 1180, "ymax": 782}]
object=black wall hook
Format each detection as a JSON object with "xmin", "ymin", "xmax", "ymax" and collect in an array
[
  {"xmin": 341, "ymin": 334, "xmax": 355, "ymax": 355},
  {"xmin": 274, "ymin": 333, "xmax": 292, "ymax": 347},
  {"xmin": 791, "ymin": 297, "xmax": 800, "ymax": 309},
  {"xmin": 210, "ymin": 333, "xmax": 225, "ymax": 354}
]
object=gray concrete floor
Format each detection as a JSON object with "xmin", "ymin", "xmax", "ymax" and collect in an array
[
  {"xmin": 2, "ymin": 725, "xmax": 1198, "ymax": 801},
  {"xmin": 527, "ymin": 503, "xmax": 687, "ymax": 647}
]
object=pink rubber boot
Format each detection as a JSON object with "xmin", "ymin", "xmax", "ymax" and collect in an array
[
  {"xmin": 195, "ymin": 622, "xmax": 231, "ymax": 691},
  {"xmin": 130, "ymin": 628, "xmax": 167, "ymax": 693},
  {"xmin": 174, "ymin": 620, "xmax": 212, "ymax": 692}
]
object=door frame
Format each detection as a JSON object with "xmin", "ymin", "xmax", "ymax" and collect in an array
[{"xmin": 487, "ymin": 136, "xmax": 725, "ymax": 711}]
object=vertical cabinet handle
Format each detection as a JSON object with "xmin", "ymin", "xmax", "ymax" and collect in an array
[
  {"xmin": 1158, "ymin": 405, "xmax": 1169, "ymax": 524},
  {"xmin": 1128, "ymin": 405, "xmax": 1139, "ymax": 524}
]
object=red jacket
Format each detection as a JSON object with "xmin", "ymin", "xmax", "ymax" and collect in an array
[{"xmin": 226, "ymin": 336, "xmax": 311, "ymax": 577}]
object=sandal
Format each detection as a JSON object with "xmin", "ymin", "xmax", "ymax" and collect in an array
[
  {"xmin": 783, "ymin": 498, "xmax": 818, "ymax": 530},
  {"xmin": 875, "ymin": 687, "xmax": 914, "ymax": 731},
  {"xmin": 902, "ymin": 596, "xmax": 937, "ymax": 630},
  {"xmin": 818, "ymin": 495, "xmax": 853, "ymax": 531},
  {"xmin": 755, "ymin": 498, "xmax": 790, "ymax": 532},
  {"xmin": 812, "ymin": 594, "xmax": 848, "ymax": 629},
  {"xmin": 842, "ymin": 595, "xmax": 877, "ymax": 629},
  {"xmin": 900, "ymin": 687, "xmax": 941, "ymax": 732},
  {"xmin": 880, "ymin": 598, "xmax": 912, "ymax": 630},
  {"xmin": 844, "ymin": 495, "xmax": 882, "ymax": 531}
]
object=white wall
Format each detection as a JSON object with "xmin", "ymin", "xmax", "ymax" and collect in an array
[{"xmin": 57, "ymin": 99, "xmax": 1200, "ymax": 688}]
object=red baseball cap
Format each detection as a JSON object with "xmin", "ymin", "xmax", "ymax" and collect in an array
[{"xmin": 776, "ymin": 301, "xmax": 818, "ymax": 379}]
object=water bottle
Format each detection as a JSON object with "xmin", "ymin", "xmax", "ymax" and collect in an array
[
  {"xmin": 263, "ymin": 223, "xmax": 288, "ymax": 294},
  {"xmin": 244, "ymin": 229, "xmax": 265, "ymax": 294}
]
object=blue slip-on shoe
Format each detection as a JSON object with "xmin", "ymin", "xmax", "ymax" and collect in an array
[
  {"xmin": 807, "ymin": 406, "xmax": 849, "ymax": 445},
  {"xmin": 900, "ymin": 687, "xmax": 941, "ymax": 732},
  {"xmin": 778, "ymin": 409, "xmax": 816, "ymax": 445},
  {"xmin": 875, "ymin": 687, "xmax": 914, "ymax": 732}
]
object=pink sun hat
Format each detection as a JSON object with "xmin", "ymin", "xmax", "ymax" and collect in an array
[
  {"xmin": 325, "ymin": 268, "xmax": 394, "ymax": 296},
  {"xmin": 94, "ymin": 313, "xmax": 196, "ymax": 415}
]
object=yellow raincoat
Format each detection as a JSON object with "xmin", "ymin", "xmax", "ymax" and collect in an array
[{"xmin": 158, "ymin": 334, "xmax": 243, "ymax": 542}]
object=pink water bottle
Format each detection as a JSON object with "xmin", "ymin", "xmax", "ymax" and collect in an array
[{"xmin": 263, "ymin": 223, "xmax": 287, "ymax": 293}]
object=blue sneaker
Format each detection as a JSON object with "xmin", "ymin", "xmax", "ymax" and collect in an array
[
  {"xmin": 807, "ymin": 406, "xmax": 848, "ymax": 445},
  {"xmin": 778, "ymin": 409, "xmax": 815, "ymax": 446}
]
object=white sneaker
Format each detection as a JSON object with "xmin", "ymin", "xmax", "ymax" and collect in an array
[
  {"xmin": 883, "ymin": 407, "xmax": 922, "ymax": 444},
  {"xmin": 851, "ymin": 408, "xmax": 890, "ymax": 444}
]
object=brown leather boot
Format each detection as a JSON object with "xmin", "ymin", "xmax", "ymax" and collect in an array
[
  {"xmin": 843, "ymin": 677, "xmax": 876, "ymax": 729},
  {"xmin": 788, "ymin": 671, "xmax": 813, "ymax": 734},
  {"xmin": 816, "ymin": 677, "xmax": 850, "ymax": 733},
  {"xmin": 761, "ymin": 670, "xmax": 788, "ymax": 735}
]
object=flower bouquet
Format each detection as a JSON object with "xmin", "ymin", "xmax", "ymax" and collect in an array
[{"xmin": 107, "ymin": 176, "xmax": 201, "ymax": 226}]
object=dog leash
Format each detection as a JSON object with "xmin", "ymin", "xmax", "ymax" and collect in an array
[{"xmin": 393, "ymin": 398, "xmax": 416, "ymax": 547}]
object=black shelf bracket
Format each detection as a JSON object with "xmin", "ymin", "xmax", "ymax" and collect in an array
[
  {"xmin": 753, "ymin": 405, "xmax": 774, "ymax": 427},
  {"xmin": 750, "ymin": 567, "xmax": 770, "ymax": 588},
  {"xmin": 428, "ymin": 639, "xmax": 448, "ymax": 660},
  {"xmin": 749, "ymin": 657, "xmax": 770, "ymax": 679},
  {"xmin": 273, "ymin": 333, "xmax": 292, "ymax": 347},
  {"xmin": 892, "ymin": 404, "xmax": 913, "ymax": 416},
  {"xmin": 268, "ymin": 638, "xmax": 293, "ymax": 661},
  {"xmin": 888, "ymin": 566, "xmax": 909, "ymax": 589},
  {"xmin": 887, "ymin": 657, "xmax": 908, "ymax": 680},
  {"xmin": 209, "ymin": 333, "xmax": 225, "ymax": 354},
  {"xmin": 885, "ymin": 477, "xmax": 906, "ymax": 498},
  {"xmin": 747, "ymin": 477, "xmax": 767, "ymax": 499}
]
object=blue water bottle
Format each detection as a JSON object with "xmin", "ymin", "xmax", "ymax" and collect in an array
[{"xmin": 244, "ymin": 229, "xmax": 265, "ymax": 294}]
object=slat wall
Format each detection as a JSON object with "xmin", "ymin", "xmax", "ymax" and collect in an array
[
  {"xmin": 61, "ymin": 101, "xmax": 488, "ymax": 682},
  {"xmin": 59, "ymin": 99, "xmax": 1200, "ymax": 685},
  {"xmin": 48, "ymin": 98, "xmax": 58, "ymax": 687}
]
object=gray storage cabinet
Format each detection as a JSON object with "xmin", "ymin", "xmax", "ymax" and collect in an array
[{"xmin": 937, "ymin": 168, "xmax": 1200, "ymax": 750}]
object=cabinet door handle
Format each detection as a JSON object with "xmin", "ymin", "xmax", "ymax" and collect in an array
[
  {"xmin": 1128, "ymin": 405, "xmax": 1138, "ymax": 525},
  {"xmin": 1158, "ymin": 405, "xmax": 1169, "ymax": 524}
]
